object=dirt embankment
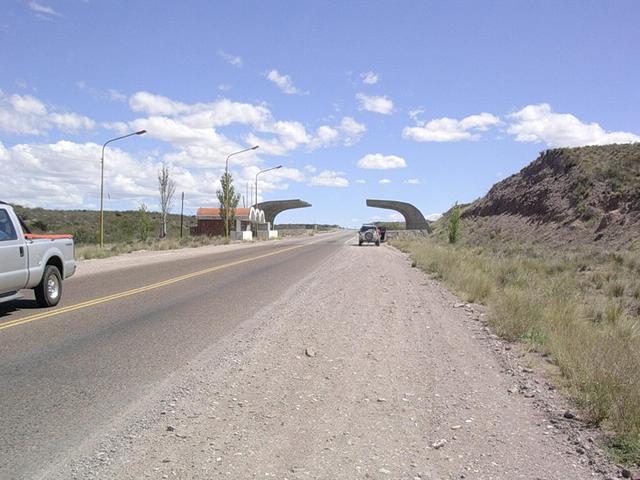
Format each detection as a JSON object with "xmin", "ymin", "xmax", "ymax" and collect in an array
[{"xmin": 460, "ymin": 143, "xmax": 640, "ymax": 248}]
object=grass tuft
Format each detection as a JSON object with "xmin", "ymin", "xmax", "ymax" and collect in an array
[{"xmin": 393, "ymin": 237, "xmax": 640, "ymax": 464}]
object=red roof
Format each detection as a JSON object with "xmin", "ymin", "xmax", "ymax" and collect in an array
[{"xmin": 197, "ymin": 207, "xmax": 252, "ymax": 219}]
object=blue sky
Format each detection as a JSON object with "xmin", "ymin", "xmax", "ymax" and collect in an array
[{"xmin": 1, "ymin": 0, "xmax": 639, "ymax": 226}]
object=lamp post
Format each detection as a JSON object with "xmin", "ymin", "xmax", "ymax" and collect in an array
[
  {"xmin": 254, "ymin": 165, "xmax": 282, "ymax": 238},
  {"xmin": 100, "ymin": 130, "xmax": 146, "ymax": 248},
  {"xmin": 222, "ymin": 145, "xmax": 259, "ymax": 238}
]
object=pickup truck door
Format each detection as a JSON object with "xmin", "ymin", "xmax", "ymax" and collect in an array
[{"xmin": 0, "ymin": 207, "xmax": 28, "ymax": 293}]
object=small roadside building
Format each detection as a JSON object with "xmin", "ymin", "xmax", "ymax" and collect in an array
[{"xmin": 190, "ymin": 207, "xmax": 268, "ymax": 240}]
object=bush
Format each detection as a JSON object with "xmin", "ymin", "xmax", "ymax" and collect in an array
[{"xmin": 448, "ymin": 202, "xmax": 461, "ymax": 244}]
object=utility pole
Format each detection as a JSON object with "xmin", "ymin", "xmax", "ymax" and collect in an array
[{"xmin": 180, "ymin": 192, "xmax": 184, "ymax": 238}]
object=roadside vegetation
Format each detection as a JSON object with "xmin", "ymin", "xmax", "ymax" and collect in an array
[
  {"xmin": 394, "ymin": 230, "xmax": 640, "ymax": 464},
  {"xmin": 76, "ymin": 235, "xmax": 229, "ymax": 260}
]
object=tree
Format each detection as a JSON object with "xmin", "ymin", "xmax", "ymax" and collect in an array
[
  {"xmin": 216, "ymin": 171, "xmax": 240, "ymax": 238},
  {"xmin": 448, "ymin": 202, "xmax": 461, "ymax": 244},
  {"xmin": 158, "ymin": 165, "xmax": 176, "ymax": 238},
  {"xmin": 137, "ymin": 203, "xmax": 153, "ymax": 242}
]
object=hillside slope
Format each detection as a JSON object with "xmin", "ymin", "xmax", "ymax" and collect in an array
[{"xmin": 460, "ymin": 143, "xmax": 640, "ymax": 248}]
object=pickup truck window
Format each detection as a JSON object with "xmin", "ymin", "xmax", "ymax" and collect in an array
[{"xmin": 0, "ymin": 208, "xmax": 18, "ymax": 241}]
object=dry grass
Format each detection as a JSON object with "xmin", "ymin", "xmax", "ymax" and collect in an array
[
  {"xmin": 393, "ymin": 237, "xmax": 640, "ymax": 464},
  {"xmin": 76, "ymin": 235, "xmax": 229, "ymax": 260}
]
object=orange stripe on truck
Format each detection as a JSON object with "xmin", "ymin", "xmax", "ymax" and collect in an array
[{"xmin": 24, "ymin": 234, "xmax": 74, "ymax": 240}]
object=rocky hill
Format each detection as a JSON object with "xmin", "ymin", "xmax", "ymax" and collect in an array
[{"xmin": 460, "ymin": 143, "xmax": 640, "ymax": 248}]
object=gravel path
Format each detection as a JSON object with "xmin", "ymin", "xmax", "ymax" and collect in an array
[{"xmin": 50, "ymin": 239, "xmax": 617, "ymax": 479}]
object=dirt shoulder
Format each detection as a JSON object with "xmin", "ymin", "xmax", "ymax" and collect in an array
[{"xmin": 52, "ymin": 239, "xmax": 620, "ymax": 479}]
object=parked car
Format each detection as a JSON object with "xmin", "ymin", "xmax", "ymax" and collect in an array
[
  {"xmin": 0, "ymin": 201, "xmax": 76, "ymax": 307},
  {"xmin": 358, "ymin": 224, "xmax": 381, "ymax": 246}
]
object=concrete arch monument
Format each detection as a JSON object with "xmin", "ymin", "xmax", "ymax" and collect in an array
[
  {"xmin": 366, "ymin": 199, "xmax": 432, "ymax": 232},
  {"xmin": 255, "ymin": 199, "xmax": 312, "ymax": 225}
]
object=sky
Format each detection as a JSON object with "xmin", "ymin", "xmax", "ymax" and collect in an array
[{"xmin": 1, "ymin": 0, "xmax": 639, "ymax": 227}]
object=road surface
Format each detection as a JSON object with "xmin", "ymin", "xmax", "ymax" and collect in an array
[
  {"xmin": 0, "ymin": 232, "xmax": 351, "ymax": 479},
  {"xmin": 0, "ymin": 231, "xmax": 617, "ymax": 479}
]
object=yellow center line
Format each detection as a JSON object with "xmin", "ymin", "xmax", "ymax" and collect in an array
[{"xmin": 0, "ymin": 243, "xmax": 308, "ymax": 332}]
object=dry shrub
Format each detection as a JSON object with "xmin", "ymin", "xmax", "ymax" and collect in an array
[{"xmin": 393, "ymin": 237, "xmax": 640, "ymax": 463}]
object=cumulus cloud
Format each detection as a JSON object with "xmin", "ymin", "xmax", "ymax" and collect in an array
[
  {"xmin": 403, "ymin": 112, "xmax": 500, "ymax": 142},
  {"xmin": 339, "ymin": 117, "xmax": 367, "ymax": 146},
  {"xmin": 357, "ymin": 153, "xmax": 407, "ymax": 170},
  {"xmin": 404, "ymin": 178, "xmax": 420, "ymax": 184},
  {"xmin": 361, "ymin": 71, "xmax": 379, "ymax": 85},
  {"xmin": 266, "ymin": 70, "xmax": 306, "ymax": 95},
  {"xmin": 309, "ymin": 170, "xmax": 349, "ymax": 188},
  {"xmin": 356, "ymin": 93, "xmax": 394, "ymax": 115},
  {"xmin": 0, "ymin": 90, "xmax": 95, "ymax": 135},
  {"xmin": 507, "ymin": 103, "xmax": 640, "ymax": 147},
  {"xmin": 378, "ymin": 178, "xmax": 391, "ymax": 184},
  {"xmin": 0, "ymin": 138, "xmax": 305, "ymax": 210},
  {"xmin": 217, "ymin": 50, "xmax": 243, "ymax": 67},
  {"xmin": 0, "ymin": 140, "xmax": 156, "ymax": 208},
  {"xmin": 426, "ymin": 213, "xmax": 443, "ymax": 221}
]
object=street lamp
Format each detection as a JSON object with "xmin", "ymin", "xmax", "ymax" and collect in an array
[
  {"xmin": 222, "ymin": 145, "xmax": 259, "ymax": 238},
  {"xmin": 254, "ymin": 165, "xmax": 282, "ymax": 238},
  {"xmin": 100, "ymin": 129, "xmax": 146, "ymax": 248}
]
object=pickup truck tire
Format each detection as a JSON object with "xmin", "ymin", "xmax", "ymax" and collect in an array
[{"xmin": 35, "ymin": 265, "xmax": 62, "ymax": 307}]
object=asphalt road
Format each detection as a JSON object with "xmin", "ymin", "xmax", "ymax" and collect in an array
[{"xmin": 0, "ymin": 231, "xmax": 352, "ymax": 479}]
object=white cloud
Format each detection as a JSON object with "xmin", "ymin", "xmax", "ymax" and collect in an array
[
  {"xmin": 0, "ymin": 138, "xmax": 305, "ymax": 210},
  {"xmin": 379, "ymin": 178, "xmax": 391, "ymax": 184},
  {"xmin": 355, "ymin": 179, "xmax": 366, "ymax": 184},
  {"xmin": 28, "ymin": 1, "xmax": 61, "ymax": 17},
  {"xmin": 357, "ymin": 153, "xmax": 407, "ymax": 170},
  {"xmin": 403, "ymin": 112, "xmax": 500, "ymax": 142},
  {"xmin": 308, "ymin": 125, "xmax": 340, "ymax": 150},
  {"xmin": 129, "ymin": 91, "xmax": 191, "ymax": 116},
  {"xmin": 217, "ymin": 84, "xmax": 232, "ymax": 91},
  {"xmin": 356, "ymin": 93, "xmax": 394, "ymax": 115},
  {"xmin": 404, "ymin": 178, "xmax": 420, "ymax": 184},
  {"xmin": 217, "ymin": 50, "xmax": 242, "ymax": 67},
  {"xmin": 309, "ymin": 170, "xmax": 349, "ymax": 188},
  {"xmin": 426, "ymin": 213, "xmax": 442, "ymax": 221},
  {"xmin": 0, "ymin": 140, "xmax": 156, "ymax": 208},
  {"xmin": 339, "ymin": 117, "xmax": 367, "ymax": 146},
  {"xmin": 361, "ymin": 71, "xmax": 379, "ymax": 85},
  {"xmin": 408, "ymin": 108, "xmax": 425, "ymax": 123},
  {"xmin": 76, "ymin": 81, "xmax": 126, "ymax": 102},
  {"xmin": 266, "ymin": 70, "xmax": 306, "ymax": 95},
  {"xmin": 507, "ymin": 103, "xmax": 640, "ymax": 147},
  {"xmin": 0, "ymin": 90, "xmax": 95, "ymax": 135},
  {"xmin": 304, "ymin": 165, "xmax": 317, "ymax": 173}
]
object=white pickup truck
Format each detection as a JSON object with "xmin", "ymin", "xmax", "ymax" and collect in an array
[{"xmin": 0, "ymin": 201, "xmax": 76, "ymax": 307}]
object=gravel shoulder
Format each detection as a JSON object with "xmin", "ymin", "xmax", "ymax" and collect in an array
[{"xmin": 49, "ymin": 238, "xmax": 619, "ymax": 479}]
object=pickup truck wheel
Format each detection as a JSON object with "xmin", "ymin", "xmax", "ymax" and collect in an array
[{"xmin": 35, "ymin": 265, "xmax": 62, "ymax": 307}]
